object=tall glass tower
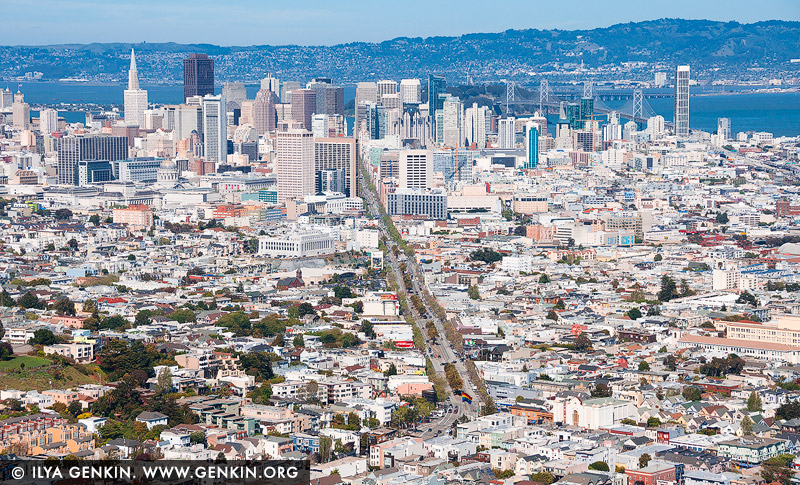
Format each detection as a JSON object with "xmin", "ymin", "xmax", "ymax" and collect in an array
[{"xmin": 674, "ymin": 65, "xmax": 690, "ymax": 138}]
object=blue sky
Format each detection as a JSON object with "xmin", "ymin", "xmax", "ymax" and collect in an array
[{"xmin": 3, "ymin": 0, "xmax": 799, "ymax": 46}]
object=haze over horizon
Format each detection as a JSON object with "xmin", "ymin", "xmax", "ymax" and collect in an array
[{"xmin": 2, "ymin": 0, "xmax": 798, "ymax": 46}]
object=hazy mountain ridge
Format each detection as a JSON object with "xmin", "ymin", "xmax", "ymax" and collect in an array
[{"xmin": 1, "ymin": 19, "xmax": 797, "ymax": 84}]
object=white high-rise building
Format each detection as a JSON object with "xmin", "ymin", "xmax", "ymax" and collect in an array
[
  {"xmin": 0, "ymin": 88, "xmax": 12, "ymax": 109},
  {"xmin": 39, "ymin": 108, "xmax": 58, "ymax": 135},
  {"xmin": 202, "ymin": 94, "xmax": 227, "ymax": 163},
  {"xmin": 498, "ymin": 117, "xmax": 516, "ymax": 149},
  {"xmin": 647, "ymin": 115, "xmax": 666, "ymax": 140},
  {"xmin": 276, "ymin": 130, "xmax": 315, "ymax": 203},
  {"xmin": 654, "ymin": 72, "xmax": 667, "ymax": 88},
  {"xmin": 312, "ymin": 114, "xmax": 329, "ymax": 138},
  {"xmin": 399, "ymin": 79, "xmax": 421, "ymax": 105},
  {"xmin": 463, "ymin": 103, "xmax": 489, "ymax": 148},
  {"xmin": 261, "ymin": 76, "xmax": 280, "ymax": 96},
  {"xmin": 674, "ymin": 65, "xmax": 690, "ymax": 138},
  {"xmin": 377, "ymin": 80, "xmax": 398, "ymax": 106},
  {"xmin": 355, "ymin": 82, "xmax": 378, "ymax": 135},
  {"xmin": 399, "ymin": 149, "xmax": 432, "ymax": 189},
  {"xmin": 123, "ymin": 49, "xmax": 148, "ymax": 127},
  {"xmin": 442, "ymin": 97, "xmax": 463, "ymax": 147}
]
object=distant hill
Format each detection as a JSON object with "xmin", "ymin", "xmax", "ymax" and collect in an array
[{"xmin": 1, "ymin": 19, "xmax": 797, "ymax": 84}]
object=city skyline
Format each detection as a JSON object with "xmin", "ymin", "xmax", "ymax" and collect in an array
[{"xmin": 2, "ymin": 0, "xmax": 798, "ymax": 46}]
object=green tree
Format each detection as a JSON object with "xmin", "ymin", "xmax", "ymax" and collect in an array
[
  {"xmin": 98, "ymin": 340, "xmax": 154, "ymax": 381},
  {"xmin": 658, "ymin": 275, "xmax": 678, "ymax": 302},
  {"xmin": 761, "ymin": 454, "xmax": 795, "ymax": 485},
  {"xmin": 591, "ymin": 382, "xmax": 611, "ymax": 398},
  {"xmin": 169, "ymin": 308, "xmax": 196, "ymax": 323},
  {"xmin": 538, "ymin": 274, "xmax": 551, "ymax": 284},
  {"xmin": 741, "ymin": 415, "xmax": 754, "ymax": 436},
  {"xmin": 68, "ymin": 401, "xmax": 83, "ymax": 417},
  {"xmin": 293, "ymin": 335, "xmax": 305, "ymax": 348},
  {"xmin": 530, "ymin": 472, "xmax": 555, "ymax": 485},
  {"xmin": 29, "ymin": 328, "xmax": 57, "ymax": 346},
  {"xmin": 386, "ymin": 363, "xmax": 398, "ymax": 376},
  {"xmin": 51, "ymin": 297, "xmax": 76, "ymax": 316},
  {"xmin": 653, "ymin": 254, "xmax": 663, "ymax": 262},
  {"xmin": 554, "ymin": 298, "xmax": 566, "ymax": 310},
  {"xmin": 17, "ymin": 291, "xmax": 44, "ymax": 309},
  {"xmin": 746, "ymin": 391, "xmax": 763, "ymax": 412},
  {"xmin": 736, "ymin": 291, "xmax": 758, "ymax": 308},
  {"xmin": 716, "ymin": 212, "xmax": 729, "ymax": 224},
  {"xmin": 682, "ymin": 386, "xmax": 702, "ymax": 402},
  {"xmin": 546, "ymin": 309, "xmax": 558, "ymax": 321},
  {"xmin": 467, "ymin": 285, "xmax": 481, "ymax": 300},
  {"xmin": 626, "ymin": 307, "xmax": 642, "ymax": 320},
  {"xmin": 360, "ymin": 320, "xmax": 376, "ymax": 339},
  {"xmin": 646, "ymin": 417, "xmax": 661, "ymax": 428},
  {"xmin": 588, "ymin": 461, "xmax": 610, "ymax": 472},
  {"xmin": 574, "ymin": 333, "xmax": 591, "ymax": 351},
  {"xmin": 638, "ymin": 361, "xmax": 650, "ymax": 371},
  {"xmin": 638, "ymin": 453, "xmax": 651, "ymax": 469},
  {"xmin": 88, "ymin": 214, "xmax": 101, "ymax": 225}
]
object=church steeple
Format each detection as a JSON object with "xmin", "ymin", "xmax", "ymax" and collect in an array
[{"xmin": 128, "ymin": 48, "xmax": 140, "ymax": 91}]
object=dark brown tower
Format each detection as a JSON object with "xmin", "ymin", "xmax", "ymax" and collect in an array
[{"xmin": 183, "ymin": 54, "xmax": 214, "ymax": 100}]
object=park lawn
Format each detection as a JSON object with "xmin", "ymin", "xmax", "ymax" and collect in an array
[
  {"xmin": 0, "ymin": 365, "xmax": 95, "ymax": 391},
  {"xmin": 0, "ymin": 356, "xmax": 51, "ymax": 370}
]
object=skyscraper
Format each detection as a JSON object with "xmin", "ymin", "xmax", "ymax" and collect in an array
[
  {"xmin": 12, "ymin": 91, "xmax": 30, "ymax": 130},
  {"xmin": 183, "ymin": 53, "xmax": 214, "ymax": 100},
  {"xmin": 281, "ymin": 81, "xmax": 301, "ymax": 104},
  {"xmin": 524, "ymin": 121, "xmax": 540, "ymax": 169},
  {"xmin": 253, "ymin": 89, "xmax": 277, "ymax": 135},
  {"xmin": 399, "ymin": 79, "xmax": 421, "ymax": 105},
  {"xmin": 261, "ymin": 76, "xmax": 280, "ymax": 96},
  {"xmin": 39, "ymin": 108, "xmax": 58, "ymax": 135},
  {"xmin": 399, "ymin": 149, "xmax": 432, "ymax": 189},
  {"xmin": 222, "ymin": 82, "xmax": 247, "ymax": 110},
  {"xmin": 56, "ymin": 135, "xmax": 128, "ymax": 185},
  {"xmin": 355, "ymin": 82, "xmax": 378, "ymax": 134},
  {"xmin": 463, "ymin": 103, "xmax": 489, "ymax": 148},
  {"xmin": 441, "ymin": 96, "xmax": 463, "ymax": 148},
  {"xmin": 717, "ymin": 117, "xmax": 731, "ymax": 141},
  {"xmin": 377, "ymin": 80, "xmax": 398, "ymax": 106},
  {"xmin": 427, "ymin": 75, "xmax": 446, "ymax": 134},
  {"xmin": 498, "ymin": 117, "xmax": 516, "ymax": 149},
  {"xmin": 276, "ymin": 130, "xmax": 315, "ymax": 202},
  {"xmin": 124, "ymin": 49, "xmax": 148, "ymax": 127},
  {"xmin": 202, "ymin": 94, "xmax": 227, "ymax": 164},
  {"xmin": 291, "ymin": 89, "xmax": 316, "ymax": 130},
  {"xmin": 314, "ymin": 137, "xmax": 357, "ymax": 197},
  {"xmin": 675, "ymin": 65, "xmax": 690, "ymax": 138}
]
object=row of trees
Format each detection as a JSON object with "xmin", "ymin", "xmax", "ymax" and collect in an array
[{"xmin": 444, "ymin": 363, "xmax": 464, "ymax": 391}]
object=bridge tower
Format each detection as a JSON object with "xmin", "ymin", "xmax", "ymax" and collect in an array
[
  {"xmin": 583, "ymin": 80, "xmax": 593, "ymax": 99},
  {"xmin": 505, "ymin": 81, "xmax": 515, "ymax": 114},
  {"xmin": 632, "ymin": 89, "xmax": 643, "ymax": 120},
  {"xmin": 539, "ymin": 79, "xmax": 550, "ymax": 115}
]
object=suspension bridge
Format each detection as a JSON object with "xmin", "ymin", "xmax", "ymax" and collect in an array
[{"xmin": 502, "ymin": 80, "xmax": 668, "ymax": 126}]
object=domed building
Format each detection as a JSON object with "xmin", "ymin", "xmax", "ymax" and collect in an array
[{"xmin": 157, "ymin": 159, "xmax": 179, "ymax": 186}]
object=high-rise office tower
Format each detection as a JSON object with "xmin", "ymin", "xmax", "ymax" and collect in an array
[
  {"xmin": 441, "ymin": 97, "xmax": 463, "ymax": 147},
  {"xmin": 655, "ymin": 72, "xmax": 667, "ymax": 88},
  {"xmin": 222, "ymin": 82, "xmax": 247, "ymax": 110},
  {"xmin": 647, "ymin": 115, "xmax": 666, "ymax": 140},
  {"xmin": 365, "ymin": 103, "xmax": 387, "ymax": 140},
  {"xmin": 12, "ymin": 91, "xmax": 30, "ymax": 130},
  {"xmin": 399, "ymin": 149, "xmax": 432, "ymax": 189},
  {"xmin": 463, "ymin": 103, "xmax": 488, "ymax": 148},
  {"xmin": 399, "ymin": 79, "xmax": 421, "ymax": 105},
  {"xmin": 281, "ymin": 81, "xmax": 301, "ymax": 104},
  {"xmin": 314, "ymin": 137, "xmax": 356, "ymax": 197},
  {"xmin": 183, "ymin": 53, "xmax": 214, "ymax": 100},
  {"xmin": 377, "ymin": 80, "xmax": 398, "ymax": 106},
  {"xmin": 0, "ymin": 87, "xmax": 12, "ymax": 109},
  {"xmin": 124, "ymin": 49, "xmax": 148, "ymax": 127},
  {"xmin": 312, "ymin": 114, "xmax": 329, "ymax": 138},
  {"xmin": 291, "ymin": 89, "xmax": 316, "ymax": 130},
  {"xmin": 161, "ymin": 104, "xmax": 203, "ymax": 140},
  {"xmin": 261, "ymin": 76, "xmax": 280, "ymax": 96},
  {"xmin": 427, "ymin": 75, "xmax": 446, "ymax": 135},
  {"xmin": 202, "ymin": 94, "xmax": 227, "ymax": 164},
  {"xmin": 675, "ymin": 65, "xmax": 690, "ymax": 138},
  {"xmin": 276, "ymin": 130, "xmax": 315, "ymax": 202},
  {"xmin": 524, "ymin": 121, "xmax": 540, "ymax": 169},
  {"xmin": 498, "ymin": 117, "xmax": 516, "ymax": 149},
  {"xmin": 317, "ymin": 169, "xmax": 346, "ymax": 194},
  {"xmin": 56, "ymin": 135, "xmax": 128, "ymax": 185},
  {"xmin": 253, "ymin": 89, "xmax": 277, "ymax": 135},
  {"xmin": 355, "ymin": 82, "xmax": 378, "ymax": 134},
  {"xmin": 717, "ymin": 117, "xmax": 731, "ymax": 140},
  {"xmin": 39, "ymin": 108, "xmax": 58, "ymax": 135}
]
